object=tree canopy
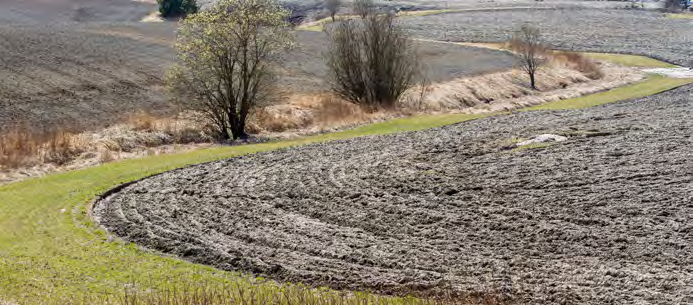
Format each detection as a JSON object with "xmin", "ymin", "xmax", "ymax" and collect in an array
[{"xmin": 167, "ymin": 0, "xmax": 294, "ymax": 140}]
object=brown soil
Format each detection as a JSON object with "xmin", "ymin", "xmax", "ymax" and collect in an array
[{"xmin": 95, "ymin": 84, "xmax": 693, "ymax": 304}]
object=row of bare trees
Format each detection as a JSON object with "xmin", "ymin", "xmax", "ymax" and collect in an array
[{"xmin": 167, "ymin": 0, "xmax": 546, "ymax": 140}]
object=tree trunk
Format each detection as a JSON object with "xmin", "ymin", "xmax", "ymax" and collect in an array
[
  {"xmin": 228, "ymin": 111, "xmax": 248, "ymax": 140},
  {"xmin": 530, "ymin": 72, "xmax": 536, "ymax": 90},
  {"xmin": 230, "ymin": 122, "xmax": 247, "ymax": 140},
  {"xmin": 220, "ymin": 128, "xmax": 230, "ymax": 140}
]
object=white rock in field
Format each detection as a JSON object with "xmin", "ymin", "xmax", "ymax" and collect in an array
[{"xmin": 516, "ymin": 134, "xmax": 567, "ymax": 147}]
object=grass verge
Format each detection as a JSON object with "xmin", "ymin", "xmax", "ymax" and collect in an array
[
  {"xmin": 667, "ymin": 13, "xmax": 693, "ymax": 19},
  {"xmin": 523, "ymin": 75, "xmax": 693, "ymax": 111},
  {"xmin": 1, "ymin": 52, "xmax": 691, "ymax": 304},
  {"xmin": 0, "ymin": 113, "xmax": 488, "ymax": 304},
  {"xmin": 583, "ymin": 52, "xmax": 677, "ymax": 68}
]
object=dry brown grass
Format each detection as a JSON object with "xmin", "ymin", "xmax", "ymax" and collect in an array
[
  {"xmin": 0, "ymin": 112, "xmax": 213, "ymax": 173},
  {"xmin": 314, "ymin": 96, "xmax": 369, "ymax": 127},
  {"xmin": 250, "ymin": 94, "xmax": 378, "ymax": 134},
  {"xmin": 505, "ymin": 40, "xmax": 603, "ymax": 80},
  {"xmin": 110, "ymin": 282, "xmax": 510, "ymax": 305},
  {"xmin": 551, "ymin": 51, "xmax": 604, "ymax": 80},
  {"xmin": 127, "ymin": 111, "xmax": 158, "ymax": 131},
  {"xmin": 253, "ymin": 107, "xmax": 311, "ymax": 132},
  {"xmin": 0, "ymin": 125, "xmax": 83, "ymax": 169}
]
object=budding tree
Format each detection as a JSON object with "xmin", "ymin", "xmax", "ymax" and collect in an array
[{"xmin": 166, "ymin": 0, "xmax": 293, "ymax": 140}]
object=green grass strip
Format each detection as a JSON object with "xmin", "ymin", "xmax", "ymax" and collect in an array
[
  {"xmin": 584, "ymin": 52, "xmax": 678, "ymax": 68},
  {"xmin": 523, "ymin": 75, "xmax": 693, "ymax": 111},
  {"xmin": 0, "ymin": 112, "xmax": 487, "ymax": 303},
  {"xmin": 667, "ymin": 13, "xmax": 693, "ymax": 19}
]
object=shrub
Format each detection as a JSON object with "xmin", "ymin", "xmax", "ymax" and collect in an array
[
  {"xmin": 554, "ymin": 51, "xmax": 604, "ymax": 80},
  {"xmin": 325, "ymin": 14, "xmax": 420, "ymax": 110}
]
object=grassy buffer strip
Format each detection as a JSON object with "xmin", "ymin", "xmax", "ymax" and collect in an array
[{"xmin": 0, "ymin": 54, "xmax": 691, "ymax": 303}]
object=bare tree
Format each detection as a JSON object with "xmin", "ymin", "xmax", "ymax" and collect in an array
[
  {"xmin": 352, "ymin": 0, "xmax": 374, "ymax": 18},
  {"xmin": 166, "ymin": 0, "xmax": 293, "ymax": 140},
  {"xmin": 325, "ymin": 14, "xmax": 419, "ymax": 110},
  {"xmin": 510, "ymin": 24, "xmax": 546, "ymax": 90},
  {"xmin": 325, "ymin": 0, "xmax": 342, "ymax": 21}
]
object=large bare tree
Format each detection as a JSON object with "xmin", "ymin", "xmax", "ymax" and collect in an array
[
  {"xmin": 511, "ymin": 24, "xmax": 546, "ymax": 90},
  {"xmin": 325, "ymin": 14, "xmax": 419, "ymax": 110},
  {"xmin": 166, "ymin": 0, "xmax": 293, "ymax": 140}
]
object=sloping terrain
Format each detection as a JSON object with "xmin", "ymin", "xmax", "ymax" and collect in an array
[
  {"xmin": 274, "ymin": 31, "xmax": 516, "ymax": 93},
  {"xmin": 0, "ymin": 3, "xmax": 515, "ymax": 133},
  {"xmin": 400, "ymin": 8, "xmax": 693, "ymax": 67},
  {"xmin": 0, "ymin": 0, "xmax": 155, "ymax": 24},
  {"xmin": 0, "ymin": 24, "xmax": 175, "ymax": 131},
  {"xmin": 96, "ymin": 85, "xmax": 693, "ymax": 304}
]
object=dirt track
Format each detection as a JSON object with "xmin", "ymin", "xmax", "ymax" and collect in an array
[
  {"xmin": 400, "ymin": 8, "xmax": 693, "ymax": 67},
  {"xmin": 96, "ymin": 85, "xmax": 693, "ymax": 304}
]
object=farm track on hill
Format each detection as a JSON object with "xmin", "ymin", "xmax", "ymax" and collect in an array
[
  {"xmin": 97, "ymin": 85, "xmax": 693, "ymax": 304},
  {"xmin": 400, "ymin": 8, "xmax": 693, "ymax": 67}
]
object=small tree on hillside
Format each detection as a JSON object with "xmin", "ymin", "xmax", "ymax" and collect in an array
[
  {"xmin": 510, "ymin": 24, "xmax": 546, "ymax": 90},
  {"xmin": 353, "ymin": 0, "xmax": 374, "ymax": 18},
  {"xmin": 166, "ymin": 0, "xmax": 293, "ymax": 140},
  {"xmin": 325, "ymin": 0, "xmax": 342, "ymax": 21},
  {"xmin": 157, "ymin": 0, "xmax": 198, "ymax": 18},
  {"xmin": 325, "ymin": 14, "xmax": 419, "ymax": 110}
]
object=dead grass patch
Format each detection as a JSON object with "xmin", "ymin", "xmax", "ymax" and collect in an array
[
  {"xmin": 0, "ymin": 126, "xmax": 84, "ymax": 169},
  {"xmin": 111, "ymin": 282, "xmax": 509, "ymax": 305},
  {"xmin": 505, "ymin": 39, "xmax": 604, "ymax": 80},
  {"xmin": 250, "ymin": 94, "xmax": 380, "ymax": 134},
  {"xmin": 550, "ymin": 51, "xmax": 604, "ymax": 80},
  {"xmin": 0, "ymin": 112, "xmax": 212, "ymax": 175}
]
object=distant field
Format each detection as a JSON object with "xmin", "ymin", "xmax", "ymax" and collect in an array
[
  {"xmin": 0, "ymin": 22, "xmax": 514, "ymax": 134},
  {"xmin": 0, "ymin": 0, "xmax": 155, "ymax": 24},
  {"xmin": 0, "ymin": 24, "xmax": 176, "ymax": 132},
  {"xmin": 400, "ymin": 8, "xmax": 693, "ymax": 67}
]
